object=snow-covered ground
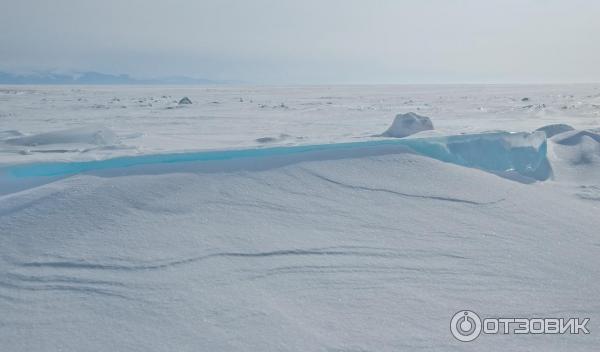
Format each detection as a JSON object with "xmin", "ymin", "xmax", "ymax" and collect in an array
[
  {"xmin": 1, "ymin": 84, "xmax": 600, "ymax": 164},
  {"xmin": 1, "ymin": 85, "xmax": 600, "ymax": 351}
]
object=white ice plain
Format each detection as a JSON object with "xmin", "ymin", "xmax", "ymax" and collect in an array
[{"xmin": 1, "ymin": 85, "xmax": 600, "ymax": 351}]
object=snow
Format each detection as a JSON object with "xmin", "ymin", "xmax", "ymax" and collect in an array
[
  {"xmin": 2, "ymin": 151, "xmax": 599, "ymax": 351},
  {"xmin": 547, "ymin": 128, "xmax": 600, "ymax": 183},
  {"xmin": 380, "ymin": 112, "xmax": 434, "ymax": 137},
  {"xmin": 535, "ymin": 123, "xmax": 575, "ymax": 137},
  {"xmin": 552, "ymin": 129, "xmax": 600, "ymax": 146},
  {"xmin": 1, "ymin": 84, "xmax": 600, "ymax": 165},
  {"xmin": 4, "ymin": 125, "xmax": 118, "ymax": 147},
  {"xmin": 1, "ymin": 84, "xmax": 600, "ymax": 351},
  {"xmin": 0, "ymin": 125, "xmax": 121, "ymax": 160}
]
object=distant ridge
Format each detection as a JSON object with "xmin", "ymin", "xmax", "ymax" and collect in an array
[{"xmin": 0, "ymin": 71, "xmax": 230, "ymax": 85}]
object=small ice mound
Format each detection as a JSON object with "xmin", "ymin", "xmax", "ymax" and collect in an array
[
  {"xmin": 256, "ymin": 136, "xmax": 279, "ymax": 144},
  {"xmin": 5, "ymin": 125, "xmax": 119, "ymax": 147},
  {"xmin": 255, "ymin": 134, "xmax": 296, "ymax": 144},
  {"xmin": 535, "ymin": 124, "xmax": 574, "ymax": 138},
  {"xmin": 551, "ymin": 130, "xmax": 600, "ymax": 146},
  {"xmin": 0, "ymin": 130, "xmax": 24, "ymax": 140},
  {"xmin": 178, "ymin": 97, "xmax": 192, "ymax": 105},
  {"xmin": 381, "ymin": 112, "xmax": 434, "ymax": 138}
]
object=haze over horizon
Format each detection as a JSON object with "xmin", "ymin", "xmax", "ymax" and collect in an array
[{"xmin": 1, "ymin": 0, "xmax": 600, "ymax": 84}]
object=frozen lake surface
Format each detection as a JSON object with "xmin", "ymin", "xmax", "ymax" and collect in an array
[
  {"xmin": 1, "ymin": 84, "xmax": 599, "ymax": 164},
  {"xmin": 1, "ymin": 85, "xmax": 600, "ymax": 351}
]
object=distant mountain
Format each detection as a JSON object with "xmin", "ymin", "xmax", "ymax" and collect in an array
[{"xmin": 0, "ymin": 71, "xmax": 226, "ymax": 85}]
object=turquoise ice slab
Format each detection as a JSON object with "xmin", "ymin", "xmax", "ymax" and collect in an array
[{"xmin": 3, "ymin": 132, "xmax": 548, "ymax": 179}]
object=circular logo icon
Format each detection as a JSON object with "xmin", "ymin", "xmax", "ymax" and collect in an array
[{"xmin": 450, "ymin": 310, "xmax": 482, "ymax": 342}]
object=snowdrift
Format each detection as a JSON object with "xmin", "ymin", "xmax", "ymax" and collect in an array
[
  {"xmin": 551, "ymin": 129, "xmax": 600, "ymax": 146},
  {"xmin": 1, "ymin": 149, "xmax": 598, "ymax": 351},
  {"xmin": 547, "ymin": 129, "xmax": 600, "ymax": 182}
]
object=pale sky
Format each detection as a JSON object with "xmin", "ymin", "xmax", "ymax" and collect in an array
[{"xmin": 1, "ymin": 0, "xmax": 599, "ymax": 84}]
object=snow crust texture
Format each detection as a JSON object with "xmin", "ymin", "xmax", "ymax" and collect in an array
[{"xmin": 1, "ymin": 151, "xmax": 599, "ymax": 351}]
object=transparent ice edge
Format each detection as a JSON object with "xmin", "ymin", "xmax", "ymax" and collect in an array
[{"xmin": 2, "ymin": 131, "xmax": 548, "ymax": 179}]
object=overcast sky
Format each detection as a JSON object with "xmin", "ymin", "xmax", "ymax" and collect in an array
[{"xmin": 1, "ymin": 0, "xmax": 599, "ymax": 84}]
